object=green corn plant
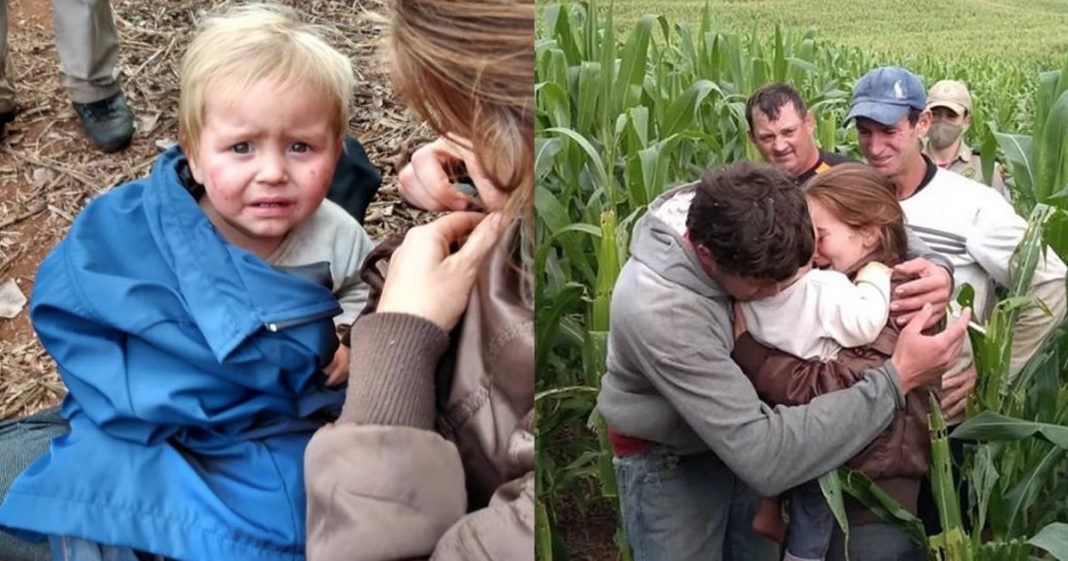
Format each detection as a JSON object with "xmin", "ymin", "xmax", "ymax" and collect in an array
[
  {"xmin": 829, "ymin": 398, "xmax": 1068, "ymax": 561},
  {"xmin": 928, "ymin": 395, "xmax": 971, "ymax": 561},
  {"xmin": 995, "ymin": 54, "xmax": 1068, "ymax": 214},
  {"xmin": 535, "ymin": 4, "xmax": 1068, "ymax": 557}
]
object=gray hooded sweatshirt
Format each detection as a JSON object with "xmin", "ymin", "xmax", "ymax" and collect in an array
[{"xmin": 597, "ymin": 183, "xmax": 911, "ymax": 497}]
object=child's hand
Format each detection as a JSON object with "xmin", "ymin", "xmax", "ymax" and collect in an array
[
  {"xmin": 855, "ymin": 261, "xmax": 893, "ymax": 285},
  {"xmin": 324, "ymin": 344, "xmax": 350, "ymax": 386}
]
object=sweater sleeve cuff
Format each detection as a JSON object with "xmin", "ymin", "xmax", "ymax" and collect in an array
[
  {"xmin": 878, "ymin": 359, "xmax": 907, "ymax": 410},
  {"xmin": 338, "ymin": 312, "xmax": 450, "ymax": 429}
]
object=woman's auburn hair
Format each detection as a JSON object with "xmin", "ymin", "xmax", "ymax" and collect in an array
[
  {"xmin": 388, "ymin": 0, "xmax": 534, "ymax": 219},
  {"xmin": 802, "ymin": 163, "xmax": 909, "ymax": 264}
]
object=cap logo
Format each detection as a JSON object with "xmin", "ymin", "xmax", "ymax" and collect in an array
[{"xmin": 894, "ymin": 81, "xmax": 906, "ymax": 99}]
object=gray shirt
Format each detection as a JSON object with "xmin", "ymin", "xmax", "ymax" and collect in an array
[{"xmin": 269, "ymin": 199, "xmax": 374, "ymax": 327}]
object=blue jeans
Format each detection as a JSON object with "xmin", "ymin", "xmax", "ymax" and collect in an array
[
  {"xmin": 826, "ymin": 522, "xmax": 925, "ymax": 561},
  {"xmin": 0, "ymin": 406, "xmax": 70, "ymax": 561},
  {"xmin": 614, "ymin": 447, "xmax": 779, "ymax": 561},
  {"xmin": 49, "ymin": 537, "xmax": 163, "ymax": 561},
  {"xmin": 785, "ymin": 481, "xmax": 835, "ymax": 560}
]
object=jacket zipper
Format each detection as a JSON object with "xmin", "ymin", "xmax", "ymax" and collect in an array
[{"xmin": 265, "ymin": 308, "xmax": 339, "ymax": 333}]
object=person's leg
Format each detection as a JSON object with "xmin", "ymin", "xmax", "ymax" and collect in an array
[
  {"xmin": 783, "ymin": 482, "xmax": 835, "ymax": 561},
  {"xmin": 614, "ymin": 447, "xmax": 733, "ymax": 561},
  {"xmin": 724, "ymin": 478, "xmax": 780, "ymax": 561},
  {"xmin": 751, "ymin": 497, "xmax": 786, "ymax": 544},
  {"xmin": 50, "ymin": 0, "xmax": 119, "ymax": 103},
  {"xmin": 0, "ymin": 0, "xmax": 17, "ymax": 117},
  {"xmin": 825, "ymin": 522, "xmax": 925, "ymax": 561},
  {"xmin": 0, "ymin": 406, "xmax": 70, "ymax": 561},
  {"xmin": 50, "ymin": 535, "xmax": 161, "ymax": 561},
  {"xmin": 50, "ymin": 0, "xmax": 132, "ymax": 151}
]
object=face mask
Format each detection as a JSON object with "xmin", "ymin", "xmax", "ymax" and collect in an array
[{"xmin": 927, "ymin": 121, "xmax": 964, "ymax": 150}]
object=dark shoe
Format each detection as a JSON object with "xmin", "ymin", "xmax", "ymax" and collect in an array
[
  {"xmin": 0, "ymin": 108, "xmax": 15, "ymax": 139},
  {"xmin": 72, "ymin": 93, "xmax": 134, "ymax": 153}
]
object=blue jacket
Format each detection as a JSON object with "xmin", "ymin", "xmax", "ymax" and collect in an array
[{"xmin": 0, "ymin": 147, "xmax": 345, "ymax": 561}]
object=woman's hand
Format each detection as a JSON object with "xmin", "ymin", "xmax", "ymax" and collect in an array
[
  {"xmin": 398, "ymin": 136, "xmax": 501, "ymax": 212},
  {"xmin": 376, "ymin": 211, "xmax": 507, "ymax": 331}
]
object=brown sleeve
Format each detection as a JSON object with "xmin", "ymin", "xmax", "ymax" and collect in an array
[
  {"xmin": 430, "ymin": 472, "xmax": 535, "ymax": 561},
  {"xmin": 732, "ymin": 330, "xmax": 893, "ymax": 406},
  {"xmin": 731, "ymin": 333, "xmax": 769, "ymax": 379},
  {"xmin": 305, "ymin": 425, "xmax": 467, "ymax": 561},
  {"xmin": 337, "ymin": 312, "xmax": 450, "ymax": 429}
]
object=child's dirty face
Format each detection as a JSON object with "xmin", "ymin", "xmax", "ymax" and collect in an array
[{"xmin": 188, "ymin": 80, "xmax": 340, "ymax": 257}]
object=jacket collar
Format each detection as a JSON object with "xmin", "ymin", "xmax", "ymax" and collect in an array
[
  {"xmin": 141, "ymin": 147, "xmax": 339, "ymax": 361},
  {"xmin": 956, "ymin": 140, "xmax": 973, "ymax": 163}
]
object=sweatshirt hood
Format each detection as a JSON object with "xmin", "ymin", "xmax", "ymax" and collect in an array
[{"xmin": 630, "ymin": 182, "xmax": 725, "ymax": 299}]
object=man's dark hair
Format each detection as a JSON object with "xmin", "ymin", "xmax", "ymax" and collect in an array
[
  {"xmin": 687, "ymin": 161, "xmax": 814, "ymax": 282},
  {"xmin": 907, "ymin": 108, "xmax": 922, "ymax": 127},
  {"xmin": 745, "ymin": 83, "xmax": 808, "ymax": 131}
]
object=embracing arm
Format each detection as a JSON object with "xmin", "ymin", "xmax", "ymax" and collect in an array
[
  {"xmin": 969, "ymin": 194, "xmax": 1068, "ymax": 380},
  {"xmin": 819, "ymin": 264, "xmax": 893, "ymax": 348},
  {"xmin": 609, "ymin": 279, "xmax": 903, "ymax": 497},
  {"xmin": 733, "ymin": 329, "xmax": 891, "ymax": 406}
]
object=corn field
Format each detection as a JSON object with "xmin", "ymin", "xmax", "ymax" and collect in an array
[{"xmin": 534, "ymin": 2, "xmax": 1068, "ymax": 559}]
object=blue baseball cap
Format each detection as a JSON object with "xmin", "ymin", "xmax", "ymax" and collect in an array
[{"xmin": 845, "ymin": 66, "xmax": 926, "ymax": 126}]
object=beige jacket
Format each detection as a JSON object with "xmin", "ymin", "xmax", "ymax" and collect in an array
[
  {"xmin": 304, "ymin": 222, "xmax": 534, "ymax": 561},
  {"xmin": 924, "ymin": 139, "xmax": 1010, "ymax": 201}
]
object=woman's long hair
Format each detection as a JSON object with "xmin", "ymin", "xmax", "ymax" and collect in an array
[
  {"xmin": 803, "ymin": 163, "xmax": 909, "ymax": 266},
  {"xmin": 388, "ymin": 0, "xmax": 534, "ymax": 220}
]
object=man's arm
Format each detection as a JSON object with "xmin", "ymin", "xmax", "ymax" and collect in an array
[
  {"xmin": 616, "ymin": 305, "xmax": 901, "ymax": 497},
  {"xmin": 969, "ymin": 194, "xmax": 1068, "ymax": 379},
  {"xmin": 818, "ymin": 264, "xmax": 892, "ymax": 348},
  {"xmin": 610, "ymin": 268, "xmax": 962, "ymax": 496},
  {"xmin": 905, "ymin": 227, "xmax": 954, "ymax": 275},
  {"xmin": 734, "ymin": 325, "xmax": 893, "ymax": 407},
  {"xmin": 894, "ymin": 232, "xmax": 955, "ymax": 328}
]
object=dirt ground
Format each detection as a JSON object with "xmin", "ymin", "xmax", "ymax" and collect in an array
[{"xmin": 0, "ymin": 0, "xmax": 432, "ymax": 420}]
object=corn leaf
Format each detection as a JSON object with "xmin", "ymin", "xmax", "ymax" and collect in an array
[{"xmin": 1029, "ymin": 522, "xmax": 1068, "ymax": 560}]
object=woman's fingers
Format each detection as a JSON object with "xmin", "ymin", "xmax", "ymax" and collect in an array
[{"xmin": 376, "ymin": 212, "xmax": 507, "ymax": 331}]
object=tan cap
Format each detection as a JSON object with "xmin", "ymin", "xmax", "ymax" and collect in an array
[{"xmin": 926, "ymin": 80, "xmax": 971, "ymax": 114}]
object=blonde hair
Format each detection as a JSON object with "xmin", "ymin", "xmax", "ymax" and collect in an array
[
  {"xmin": 178, "ymin": 3, "xmax": 354, "ymax": 156},
  {"xmin": 388, "ymin": 0, "xmax": 534, "ymax": 218}
]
